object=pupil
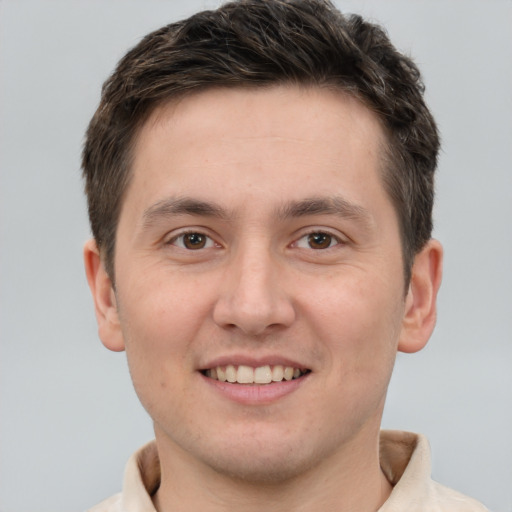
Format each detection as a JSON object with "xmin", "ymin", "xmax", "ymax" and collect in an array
[
  {"xmin": 308, "ymin": 233, "xmax": 331, "ymax": 249},
  {"xmin": 185, "ymin": 233, "xmax": 205, "ymax": 249}
]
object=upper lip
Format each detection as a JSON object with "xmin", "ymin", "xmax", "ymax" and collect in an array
[{"xmin": 199, "ymin": 355, "xmax": 310, "ymax": 371}]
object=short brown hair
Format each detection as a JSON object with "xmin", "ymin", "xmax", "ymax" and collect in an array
[{"xmin": 83, "ymin": 0, "xmax": 439, "ymax": 283}]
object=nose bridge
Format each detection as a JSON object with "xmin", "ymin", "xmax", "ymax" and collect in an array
[
  {"xmin": 213, "ymin": 236, "xmax": 295, "ymax": 334},
  {"xmin": 237, "ymin": 242, "xmax": 275, "ymax": 303}
]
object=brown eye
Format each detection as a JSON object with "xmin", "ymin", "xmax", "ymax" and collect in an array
[
  {"xmin": 183, "ymin": 233, "xmax": 207, "ymax": 249},
  {"xmin": 171, "ymin": 232, "xmax": 215, "ymax": 250},
  {"xmin": 307, "ymin": 232, "xmax": 333, "ymax": 249}
]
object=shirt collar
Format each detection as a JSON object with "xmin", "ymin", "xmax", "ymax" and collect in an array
[{"xmin": 120, "ymin": 431, "xmax": 431, "ymax": 511}]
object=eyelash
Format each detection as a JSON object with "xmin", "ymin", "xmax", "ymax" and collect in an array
[
  {"xmin": 293, "ymin": 230, "xmax": 345, "ymax": 250},
  {"xmin": 166, "ymin": 229, "xmax": 345, "ymax": 251},
  {"xmin": 166, "ymin": 230, "xmax": 217, "ymax": 250}
]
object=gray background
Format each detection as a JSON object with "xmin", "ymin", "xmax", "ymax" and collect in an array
[{"xmin": 1, "ymin": 1, "xmax": 511, "ymax": 510}]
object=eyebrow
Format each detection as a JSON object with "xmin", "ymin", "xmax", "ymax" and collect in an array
[
  {"xmin": 142, "ymin": 195, "xmax": 373, "ymax": 229},
  {"xmin": 142, "ymin": 197, "xmax": 229, "ymax": 227},
  {"xmin": 276, "ymin": 197, "xmax": 374, "ymax": 226}
]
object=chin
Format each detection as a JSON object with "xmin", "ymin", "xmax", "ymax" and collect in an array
[
  {"xmin": 206, "ymin": 449, "xmax": 320, "ymax": 485},
  {"xmin": 191, "ymin": 428, "xmax": 328, "ymax": 485}
]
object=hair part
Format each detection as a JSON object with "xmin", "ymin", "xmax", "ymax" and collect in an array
[{"xmin": 83, "ymin": 0, "xmax": 439, "ymax": 285}]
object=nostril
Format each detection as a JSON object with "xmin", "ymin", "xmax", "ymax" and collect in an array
[{"xmin": 213, "ymin": 298, "xmax": 296, "ymax": 335}]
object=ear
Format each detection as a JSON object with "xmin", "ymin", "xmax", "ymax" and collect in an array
[
  {"xmin": 83, "ymin": 239, "xmax": 125, "ymax": 352},
  {"xmin": 398, "ymin": 239, "xmax": 443, "ymax": 354}
]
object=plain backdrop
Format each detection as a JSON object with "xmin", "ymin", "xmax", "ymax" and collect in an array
[{"xmin": 1, "ymin": 1, "xmax": 511, "ymax": 511}]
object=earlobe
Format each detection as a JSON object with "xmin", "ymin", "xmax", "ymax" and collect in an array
[
  {"xmin": 398, "ymin": 239, "xmax": 443, "ymax": 354},
  {"xmin": 83, "ymin": 239, "xmax": 125, "ymax": 352}
]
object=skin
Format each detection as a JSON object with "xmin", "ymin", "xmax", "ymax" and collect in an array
[{"xmin": 84, "ymin": 86, "xmax": 442, "ymax": 512}]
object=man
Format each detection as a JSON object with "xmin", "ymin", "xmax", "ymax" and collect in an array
[{"xmin": 82, "ymin": 1, "xmax": 488, "ymax": 510}]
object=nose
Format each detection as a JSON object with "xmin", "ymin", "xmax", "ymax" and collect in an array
[{"xmin": 212, "ymin": 245, "xmax": 296, "ymax": 336}]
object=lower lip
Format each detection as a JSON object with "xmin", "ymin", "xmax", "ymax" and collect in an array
[{"xmin": 201, "ymin": 373, "xmax": 308, "ymax": 405}]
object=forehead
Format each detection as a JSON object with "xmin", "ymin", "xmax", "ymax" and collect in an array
[
  {"xmin": 144, "ymin": 85, "xmax": 384, "ymax": 146},
  {"xmin": 126, "ymin": 85, "xmax": 388, "ymax": 215}
]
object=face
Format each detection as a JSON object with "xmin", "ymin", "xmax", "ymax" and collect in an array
[{"xmin": 103, "ymin": 86, "xmax": 414, "ymax": 481}]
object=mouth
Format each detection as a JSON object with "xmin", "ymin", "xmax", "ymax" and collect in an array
[{"xmin": 201, "ymin": 364, "xmax": 310, "ymax": 385}]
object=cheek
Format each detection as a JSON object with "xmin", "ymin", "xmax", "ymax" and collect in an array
[
  {"xmin": 309, "ymin": 271, "xmax": 405, "ymax": 369},
  {"xmin": 115, "ymin": 275, "xmax": 212, "ymax": 387},
  {"xmin": 118, "ymin": 293, "xmax": 197, "ymax": 421},
  {"xmin": 119, "ymin": 268, "xmax": 213, "ymax": 339}
]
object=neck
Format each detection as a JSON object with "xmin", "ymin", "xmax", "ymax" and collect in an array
[{"xmin": 152, "ymin": 426, "xmax": 392, "ymax": 512}]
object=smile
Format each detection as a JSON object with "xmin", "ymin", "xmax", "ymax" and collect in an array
[{"xmin": 202, "ymin": 364, "xmax": 310, "ymax": 385}]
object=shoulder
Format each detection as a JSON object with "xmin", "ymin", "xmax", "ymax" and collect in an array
[
  {"xmin": 86, "ymin": 492, "xmax": 122, "ymax": 512},
  {"xmin": 429, "ymin": 481, "xmax": 490, "ymax": 511},
  {"xmin": 85, "ymin": 440, "xmax": 159, "ymax": 512},
  {"xmin": 379, "ymin": 431, "xmax": 489, "ymax": 512}
]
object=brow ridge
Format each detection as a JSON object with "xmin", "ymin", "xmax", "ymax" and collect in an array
[
  {"xmin": 142, "ymin": 197, "xmax": 229, "ymax": 227},
  {"xmin": 142, "ymin": 195, "xmax": 373, "ymax": 228},
  {"xmin": 275, "ymin": 196, "xmax": 372, "ymax": 224}
]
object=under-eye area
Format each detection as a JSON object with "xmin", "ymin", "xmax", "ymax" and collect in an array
[{"xmin": 202, "ymin": 365, "xmax": 311, "ymax": 384}]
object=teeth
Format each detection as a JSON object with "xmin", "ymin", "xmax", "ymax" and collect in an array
[
  {"xmin": 225, "ymin": 364, "xmax": 237, "ymax": 383},
  {"xmin": 217, "ymin": 366, "xmax": 226, "ymax": 382},
  {"xmin": 272, "ymin": 365, "xmax": 284, "ymax": 381},
  {"xmin": 254, "ymin": 365, "xmax": 272, "ymax": 384},
  {"xmin": 237, "ymin": 365, "xmax": 254, "ymax": 384},
  {"xmin": 283, "ymin": 366, "xmax": 294, "ymax": 381},
  {"xmin": 205, "ymin": 364, "xmax": 307, "ymax": 384}
]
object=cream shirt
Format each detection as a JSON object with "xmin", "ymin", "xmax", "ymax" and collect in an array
[{"xmin": 88, "ymin": 431, "xmax": 489, "ymax": 511}]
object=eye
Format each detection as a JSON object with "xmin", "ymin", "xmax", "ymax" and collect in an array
[
  {"xmin": 169, "ymin": 232, "xmax": 216, "ymax": 250},
  {"xmin": 294, "ymin": 231, "xmax": 341, "ymax": 250}
]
